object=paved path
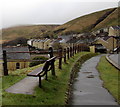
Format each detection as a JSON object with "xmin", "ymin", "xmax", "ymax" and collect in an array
[
  {"xmin": 109, "ymin": 54, "xmax": 120, "ymax": 66},
  {"xmin": 5, "ymin": 76, "xmax": 43, "ymax": 95},
  {"xmin": 5, "ymin": 66, "xmax": 44, "ymax": 95},
  {"xmin": 72, "ymin": 55, "xmax": 118, "ymax": 105}
]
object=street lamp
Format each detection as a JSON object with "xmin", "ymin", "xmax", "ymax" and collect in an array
[{"xmin": 114, "ymin": 36, "xmax": 120, "ymax": 54}]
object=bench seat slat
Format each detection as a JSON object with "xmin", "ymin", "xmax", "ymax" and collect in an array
[{"xmin": 27, "ymin": 67, "xmax": 43, "ymax": 77}]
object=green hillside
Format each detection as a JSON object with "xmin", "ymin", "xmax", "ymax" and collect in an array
[
  {"xmin": 52, "ymin": 7, "xmax": 118, "ymax": 35},
  {"xmin": 2, "ymin": 25, "xmax": 59, "ymax": 42},
  {"xmin": 93, "ymin": 8, "xmax": 119, "ymax": 30}
]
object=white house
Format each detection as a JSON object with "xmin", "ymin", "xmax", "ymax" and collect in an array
[{"xmin": 27, "ymin": 39, "xmax": 34, "ymax": 46}]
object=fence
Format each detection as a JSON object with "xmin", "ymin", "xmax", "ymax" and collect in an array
[{"xmin": 2, "ymin": 44, "xmax": 90, "ymax": 76}]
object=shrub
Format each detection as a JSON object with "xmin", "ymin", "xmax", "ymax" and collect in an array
[
  {"xmin": 29, "ymin": 56, "xmax": 48, "ymax": 67},
  {"xmin": 52, "ymin": 42, "xmax": 63, "ymax": 50}
]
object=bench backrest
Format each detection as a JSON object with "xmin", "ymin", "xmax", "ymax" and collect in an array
[{"xmin": 42, "ymin": 56, "xmax": 56, "ymax": 72}]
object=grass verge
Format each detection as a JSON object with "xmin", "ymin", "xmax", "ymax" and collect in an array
[
  {"xmin": 2, "ymin": 52, "xmax": 97, "ymax": 105},
  {"xmin": 97, "ymin": 56, "xmax": 120, "ymax": 104}
]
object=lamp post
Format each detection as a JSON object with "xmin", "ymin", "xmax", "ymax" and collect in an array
[
  {"xmin": 113, "ymin": 36, "xmax": 114, "ymax": 53},
  {"xmin": 114, "ymin": 36, "xmax": 120, "ymax": 54}
]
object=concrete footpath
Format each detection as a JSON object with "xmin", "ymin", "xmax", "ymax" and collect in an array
[
  {"xmin": 107, "ymin": 54, "xmax": 120, "ymax": 70},
  {"xmin": 109, "ymin": 54, "xmax": 119, "ymax": 66},
  {"xmin": 71, "ymin": 55, "xmax": 118, "ymax": 105},
  {"xmin": 5, "ymin": 76, "xmax": 43, "ymax": 95}
]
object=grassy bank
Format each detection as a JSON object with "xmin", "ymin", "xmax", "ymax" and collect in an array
[
  {"xmin": 2, "ymin": 52, "xmax": 96, "ymax": 105},
  {"xmin": 97, "ymin": 56, "xmax": 120, "ymax": 104}
]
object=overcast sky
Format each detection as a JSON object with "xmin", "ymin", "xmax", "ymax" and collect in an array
[{"xmin": 0, "ymin": 0, "xmax": 119, "ymax": 28}]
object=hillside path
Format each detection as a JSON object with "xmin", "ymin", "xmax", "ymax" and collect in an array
[{"xmin": 71, "ymin": 55, "xmax": 118, "ymax": 105}]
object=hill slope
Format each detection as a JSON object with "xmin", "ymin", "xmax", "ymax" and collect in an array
[
  {"xmin": 2, "ymin": 25, "xmax": 59, "ymax": 42},
  {"xmin": 52, "ymin": 7, "xmax": 119, "ymax": 35},
  {"xmin": 93, "ymin": 8, "xmax": 119, "ymax": 30}
]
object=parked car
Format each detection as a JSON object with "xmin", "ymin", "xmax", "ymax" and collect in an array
[{"xmin": 94, "ymin": 44, "xmax": 107, "ymax": 53}]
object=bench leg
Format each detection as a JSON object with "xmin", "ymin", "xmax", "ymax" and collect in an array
[
  {"xmin": 45, "ymin": 72, "xmax": 48, "ymax": 80},
  {"xmin": 39, "ymin": 75, "xmax": 42, "ymax": 88}
]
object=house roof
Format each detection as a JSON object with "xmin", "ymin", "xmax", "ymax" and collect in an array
[
  {"xmin": 51, "ymin": 39, "xmax": 60, "ymax": 43},
  {"xmin": 102, "ymin": 36, "xmax": 111, "ymax": 41},
  {"xmin": 27, "ymin": 39, "xmax": 34, "ymax": 42},
  {"xmin": 66, "ymin": 38, "xmax": 78, "ymax": 43},
  {"xmin": 58, "ymin": 35, "xmax": 73, "ymax": 43},
  {"xmin": 2, "ymin": 46, "xmax": 31, "ymax": 60},
  {"xmin": 31, "ymin": 38, "xmax": 50, "ymax": 43},
  {"xmin": 111, "ymin": 25, "xmax": 120, "ymax": 30}
]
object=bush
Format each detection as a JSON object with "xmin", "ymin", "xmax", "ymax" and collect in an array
[
  {"xmin": 29, "ymin": 56, "xmax": 48, "ymax": 67},
  {"xmin": 3, "ymin": 37, "xmax": 27, "ymax": 46}
]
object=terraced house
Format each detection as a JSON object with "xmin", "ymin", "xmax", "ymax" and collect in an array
[
  {"xmin": 28, "ymin": 38, "xmax": 51, "ymax": 50},
  {"xmin": 91, "ymin": 26, "xmax": 120, "ymax": 53},
  {"xmin": 2, "ymin": 46, "xmax": 31, "ymax": 71},
  {"xmin": 108, "ymin": 26, "xmax": 120, "ymax": 36},
  {"xmin": 93, "ymin": 36, "xmax": 117, "ymax": 52}
]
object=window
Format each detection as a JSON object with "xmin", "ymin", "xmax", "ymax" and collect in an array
[{"xmin": 16, "ymin": 63, "xmax": 20, "ymax": 69}]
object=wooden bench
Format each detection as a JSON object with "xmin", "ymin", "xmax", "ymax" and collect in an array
[{"xmin": 27, "ymin": 56, "xmax": 56, "ymax": 88}]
